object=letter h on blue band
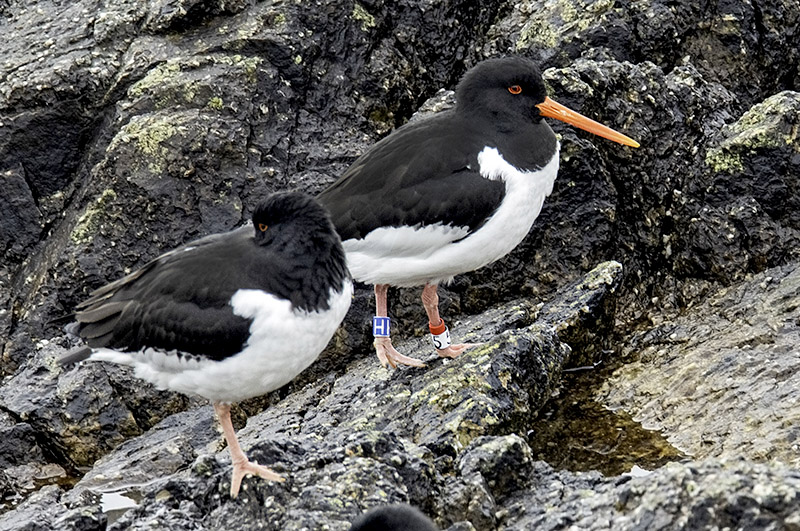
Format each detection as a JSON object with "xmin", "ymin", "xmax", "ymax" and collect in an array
[{"xmin": 373, "ymin": 316, "xmax": 391, "ymax": 337}]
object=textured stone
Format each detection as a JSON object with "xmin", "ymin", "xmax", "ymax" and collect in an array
[
  {"xmin": 1, "ymin": 0, "xmax": 799, "ymax": 529},
  {"xmin": 0, "ymin": 262, "xmax": 616, "ymax": 528},
  {"xmin": 601, "ymin": 262, "xmax": 800, "ymax": 467}
]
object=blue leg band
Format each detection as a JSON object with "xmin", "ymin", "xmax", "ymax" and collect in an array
[{"xmin": 373, "ymin": 316, "xmax": 391, "ymax": 337}]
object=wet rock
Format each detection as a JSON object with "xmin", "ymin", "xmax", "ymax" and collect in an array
[
  {"xmin": 0, "ymin": 411, "xmax": 44, "ymax": 470},
  {"xmin": 601, "ymin": 262, "xmax": 800, "ymax": 467},
  {"xmin": 482, "ymin": 1, "xmax": 799, "ymax": 108},
  {"xmin": 459, "ymin": 435, "xmax": 534, "ymax": 501},
  {"xmin": 69, "ymin": 407, "xmax": 220, "ymax": 495},
  {"xmin": 0, "ymin": 485, "xmax": 62, "ymax": 531},
  {"xmin": 671, "ymin": 90, "xmax": 800, "ymax": 286},
  {"xmin": 0, "ymin": 341, "xmax": 137, "ymax": 469},
  {"xmin": 0, "ymin": 410, "xmax": 57, "ymax": 506},
  {"xmin": 0, "ymin": 472, "xmax": 12, "ymax": 511},
  {"xmin": 0, "ymin": 338, "xmax": 196, "ymax": 479},
  {"xmin": 437, "ymin": 476, "xmax": 496, "ymax": 531},
  {"xmin": 538, "ymin": 260, "xmax": 622, "ymax": 367},
  {"xmin": 0, "ymin": 103, "xmax": 93, "ymax": 212},
  {"xmin": 0, "ymin": 484, "xmax": 106, "ymax": 531}
]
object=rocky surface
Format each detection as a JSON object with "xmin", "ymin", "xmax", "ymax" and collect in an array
[
  {"xmin": 602, "ymin": 262, "xmax": 800, "ymax": 468},
  {"xmin": 1, "ymin": 0, "xmax": 799, "ymax": 529},
  {"xmin": 503, "ymin": 458, "xmax": 800, "ymax": 530}
]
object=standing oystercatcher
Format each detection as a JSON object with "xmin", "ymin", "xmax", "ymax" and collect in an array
[
  {"xmin": 59, "ymin": 192, "xmax": 352, "ymax": 497},
  {"xmin": 318, "ymin": 56, "xmax": 638, "ymax": 368}
]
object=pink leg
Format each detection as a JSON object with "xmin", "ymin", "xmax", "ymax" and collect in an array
[
  {"xmin": 214, "ymin": 402, "xmax": 284, "ymax": 498},
  {"xmin": 373, "ymin": 284, "xmax": 426, "ymax": 369},
  {"xmin": 421, "ymin": 283, "xmax": 476, "ymax": 358}
]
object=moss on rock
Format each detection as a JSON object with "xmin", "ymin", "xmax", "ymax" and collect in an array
[
  {"xmin": 70, "ymin": 188, "xmax": 118, "ymax": 244},
  {"xmin": 705, "ymin": 91, "xmax": 800, "ymax": 173}
]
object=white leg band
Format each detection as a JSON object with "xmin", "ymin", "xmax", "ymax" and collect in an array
[{"xmin": 429, "ymin": 319, "xmax": 451, "ymax": 350}]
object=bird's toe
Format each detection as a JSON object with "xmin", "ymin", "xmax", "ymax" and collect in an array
[
  {"xmin": 229, "ymin": 460, "xmax": 284, "ymax": 498},
  {"xmin": 436, "ymin": 342, "xmax": 478, "ymax": 359},
  {"xmin": 374, "ymin": 338, "xmax": 426, "ymax": 368}
]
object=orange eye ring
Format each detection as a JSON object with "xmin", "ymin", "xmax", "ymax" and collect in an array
[
  {"xmin": 258, "ymin": 223, "xmax": 268, "ymax": 232},
  {"xmin": 508, "ymin": 85, "xmax": 522, "ymax": 95}
]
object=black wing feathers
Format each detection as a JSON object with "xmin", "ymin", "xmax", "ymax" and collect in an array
[
  {"xmin": 318, "ymin": 112, "xmax": 505, "ymax": 241},
  {"xmin": 75, "ymin": 228, "xmax": 257, "ymax": 360},
  {"xmin": 71, "ymin": 192, "xmax": 349, "ymax": 364}
]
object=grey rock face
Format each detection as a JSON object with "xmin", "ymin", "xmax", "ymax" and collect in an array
[
  {"xmin": 1, "ymin": 0, "xmax": 799, "ymax": 529},
  {"xmin": 602, "ymin": 262, "xmax": 800, "ymax": 467},
  {"xmin": 501, "ymin": 458, "xmax": 800, "ymax": 531}
]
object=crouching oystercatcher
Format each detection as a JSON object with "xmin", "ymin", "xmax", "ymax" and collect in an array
[
  {"xmin": 318, "ymin": 56, "xmax": 638, "ymax": 368},
  {"xmin": 59, "ymin": 191, "xmax": 352, "ymax": 497}
]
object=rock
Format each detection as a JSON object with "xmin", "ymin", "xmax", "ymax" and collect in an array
[
  {"xmin": 0, "ymin": 411, "xmax": 45, "ymax": 470},
  {"xmin": 670, "ymin": 90, "xmax": 800, "ymax": 288},
  {"xmin": 0, "ymin": 484, "xmax": 106, "ymax": 531},
  {"xmin": 0, "ymin": 260, "xmax": 620, "ymax": 529},
  {"xmin": 501, "ymin": 458, "xmax": 800, "ymax": 530},
  {"xmin": 0, "ymin": 409, "xmax": 63, "ymax": 507},
  {"xmin": 0, "ymin": 486, "xmax": 63, "ymax": 531},
  {"xmin": 437, "ymin": 476, "xmax": 496, "ymax": 531},
  {"xmin": 538, "ymin": 260, "xmax": 622, "ymax": 367},
  {"xmin": 458, "ymin": 434, "xmax": 534, "ymax": 501},
  {"xmin": 482, "ymin": 0, "xmax": 800, "ymax": 108},
  {"xmin": 69, "ymin": 407, "xmax": 220, "ymax": 494},
  {"xmin": 0, "ymin": 338, "xmax": 198, "ymax": 479},
  {"xmin": 600, "ymin": 262, "xmax": 800, "ymax": 467},
  {"xmin": 1, "ymin": 0, "xmax": 799, "ymax": 529},
  {"xmin": 0, "ymin": 167, "xmax": 42, "ymax": 264}
]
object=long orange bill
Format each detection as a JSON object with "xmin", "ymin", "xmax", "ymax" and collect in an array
[{"xmin": 536, "ymin": 96, "xmax": 640, "ymax": 148}]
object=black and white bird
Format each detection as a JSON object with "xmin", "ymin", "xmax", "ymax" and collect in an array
[
  {"xmin": 59, "ymin": 192, "xmax": 352, "ymax": 497},
  {"xmin": 317, "ymin": 56, "xmax": 638, "ymax": 368}
]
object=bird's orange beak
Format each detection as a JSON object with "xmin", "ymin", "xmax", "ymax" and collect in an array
[{"xmin": 536, "ymin": 97, "xmax": 640, "ymax": 148}]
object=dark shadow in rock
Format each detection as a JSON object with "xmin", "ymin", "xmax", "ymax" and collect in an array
[{"xmin": 527, "ymin": 367, "xmax": 685, "ymax": 476}]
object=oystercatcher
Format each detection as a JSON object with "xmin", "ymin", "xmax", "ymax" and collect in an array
[
  {"xmin": 59, "ymin": 192, "xmax": 352, "ymax": 497},
  {"xmin": 318, "ymin": 56, "xmax": 638, "ymax": 368}
]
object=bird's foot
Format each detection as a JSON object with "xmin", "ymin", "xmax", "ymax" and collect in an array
[
  {"xmin": 374, "ymin": 337, "xmax": 426, "ymax": 369},
  {"xmin": 428, "ymin": 317, "xmax": 480, "ymax": 359},
  {"xmin": 436, "ymin": 343, "xmax": 479, "ymax": 359},
  {"xmin": 230, "ymin": 458, "xmax": 284, "ymax": 498}
]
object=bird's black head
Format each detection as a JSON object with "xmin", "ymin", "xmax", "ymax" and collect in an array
[
  {"xmin": 349, "ymin": 504, "xmax": 438, "ymax": 531},
  {"xmin": 251, "ymin": 192, "xmax": 349, "ymax": 311},
  {"xmin": 252, "ymin": 191, "xmax": 339, "ymax": 250},
  {"xmin": 455, "ymin": 56, "xmax": 549, "ymax": 125}
]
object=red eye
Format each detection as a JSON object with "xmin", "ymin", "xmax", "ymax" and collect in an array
[
  {"xmin": 508, "ymin": 85, "xmax": 522, "ymax": 95},
  {"xmin": 258, "ymin": 223, "xmax": 268, "ymax": 232}
]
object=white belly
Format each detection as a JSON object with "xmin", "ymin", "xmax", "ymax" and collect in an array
[
  {"xmin": 90, "ymin": 280, "xmax": 353, "ymax": 404},
  {"xmin": 343, "ymin": 145, "xmax": 560, "ymax": 287}
]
